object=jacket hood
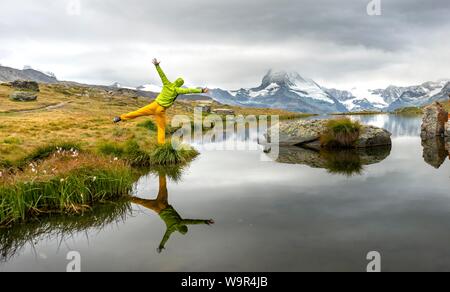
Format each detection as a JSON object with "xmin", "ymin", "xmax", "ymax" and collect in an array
[
  {"xmin": 177, "ymin": 225, "xmax": 188, "ymax": 234},
  {"xmin": 174, "ymin": 78, "xmax": 184, "ymax": 87}
]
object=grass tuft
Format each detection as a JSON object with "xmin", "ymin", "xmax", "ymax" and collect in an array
[
  {"xmin": 150, "ymin": 143, "xmax": 199, "ymax": 166},
  {"xmin": 320, "ymin": 118, "xmax": 362, "ymax": 148}
]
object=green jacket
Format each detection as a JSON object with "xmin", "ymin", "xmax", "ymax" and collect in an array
[
  {"xmin": 158, "ymin": 206, "xmax": 209, "ymax": 249},
  {"xmin": 154, "ymin": 65, "xmax": 203, "ymax": 108}
]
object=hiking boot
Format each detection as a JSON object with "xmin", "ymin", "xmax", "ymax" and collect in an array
[{"xmin": 113, "ymin": 116, "xmax": 122, "ymax": 123}]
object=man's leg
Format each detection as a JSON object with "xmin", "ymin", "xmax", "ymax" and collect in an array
[
  {"xmin": 155, "ymin": 109, "xmax": 167, "ymax": 145},
  {"xmin": 120, "ymin": 102, "xmax": 159, "ymax": 121}
]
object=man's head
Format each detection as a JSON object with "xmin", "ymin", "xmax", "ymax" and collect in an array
[
  {"xmin": 177, "ymin": 225, "xmax": 188, "ymax": 235},
  {"xmin": 175, "ymin": 78, "xmax": 184, "ymax": 87}
]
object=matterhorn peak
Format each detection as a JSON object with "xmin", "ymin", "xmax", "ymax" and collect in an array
[{"xmin": 261, "ymin": 69, "xmax": 312, "ymax": 88}]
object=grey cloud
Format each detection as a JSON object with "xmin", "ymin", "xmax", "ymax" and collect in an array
[{"xmin": 0, "ymin": 0, "xmax": 449, "ymax": 89}]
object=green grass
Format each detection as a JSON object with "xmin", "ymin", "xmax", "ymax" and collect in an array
[
  {"xmin": 0, "ymin": 165, "xmax": 134, "ymax": 227},
  {"xmin": 150, "ymin": 143, "xmax": 199, "ymax": 166},
  {"xmin": 16, "ymin": 142, "xmax": 81, "ymax": 168},
  {"xmin": 392, "ymin": 106, "xmax": 424, "ymax": 116},
  {"xmin": 137, "ymin": 120, "xmax": 157, "ymax": 132},
  {"xmin": 3, "ymin": 137, "xmax": 22, "ymax": 145},
  {"xmin": 320, "ymin": 118, "xmax": 362, "ymax": 148},
  {"xmin": 97, "ymin": 139, "xmax": 198, "ymax": 167}
]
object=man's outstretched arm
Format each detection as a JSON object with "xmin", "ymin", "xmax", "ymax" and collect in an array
[
  {"xmin": 153, "ymin": 58, "xmax": 170, "ymax": 86},
  {"xmin": 181, "ymin": 219, "xmax": 215, "ymax": 225},
  {"xmin": 176, "ymin": 87, "xmax": 208, "ymax": 95}
]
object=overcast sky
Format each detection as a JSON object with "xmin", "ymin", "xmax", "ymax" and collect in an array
[{"xmin": 1, "ymin": 0, "xmax": 449, "ymax": 90}]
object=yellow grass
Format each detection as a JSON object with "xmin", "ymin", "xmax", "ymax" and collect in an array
[{"xmin": 0, "ymin": 83, "xmax": 306, "ymax": 165}]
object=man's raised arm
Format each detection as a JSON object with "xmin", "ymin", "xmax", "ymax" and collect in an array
[{"xmin": 153, "ymin": 58, "xmax": 170, "ymax": 86}]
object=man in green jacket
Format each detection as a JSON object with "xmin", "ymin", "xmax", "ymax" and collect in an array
[{"xmin": 114, "ymin": 59, "xmax": 209, "ymax": 144}]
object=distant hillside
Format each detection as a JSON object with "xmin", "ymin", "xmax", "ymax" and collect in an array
[{"xmin": 0, "ymin": 65, "xmax": 58, "ymax": 83}]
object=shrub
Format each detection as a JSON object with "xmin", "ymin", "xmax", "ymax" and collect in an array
[{"xmin": 320, "ymin": 118, "xmax": 362, "ymax": 148}]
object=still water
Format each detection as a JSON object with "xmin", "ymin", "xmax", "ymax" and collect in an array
[{"xmin": 1, "ymin": 115, "xmax": 449, "ymax": 272}]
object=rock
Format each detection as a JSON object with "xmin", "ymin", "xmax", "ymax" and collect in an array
[
  {"xmin": 9, "ymin": 91, "xmax": 38, "ymax": 102},
  {"xmin": 197, "ymin": 105, "xmax": 212, "ymax": 114},
  {"xmin": 422, "ymin": 137, "xmax": 448, "ymax": 169},
  {"xmin": 355, "ymin": 126, "xmax": 393, "ymax": 148},
  {"xmin": 273, "ymin": 119, "xmax": 328, "ymax": 146},
  {"xmin": 212, "ymin": 109, "xmax": 235, "ymax": 115},
  {"xmin": 421, "ymin": 102, "xmax": 448, "ymax": 139},
  {"xmin": 269, "ymin": 146, "xmax": 391, "ymax": 176},
  {"xmin": 10, "ymin": 80, "xmax": 40, "ymax": 92},
  {"xmin": 265, "ymin": 119, "xmax": 392, "ymax": 148}
]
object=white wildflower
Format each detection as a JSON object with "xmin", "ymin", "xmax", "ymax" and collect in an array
[
  {"xmin": 92, "ymin": 176, "xmax": 97, "ymax": 182},
  {"xmin": 114, "ymin": 157, "xmax": 118, "ymax": 161},
  {"xmin": 60, "ymin": 178, "xmax": 65, "ymax": 182}
]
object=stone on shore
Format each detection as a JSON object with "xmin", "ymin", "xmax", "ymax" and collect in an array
[
  {"xmin": 9, "ymin": 91, "xmax": 38, "ymax": 102},
  {"xmin": 10, "ymin": 80, "xmax": 40, "ymax": 92}
]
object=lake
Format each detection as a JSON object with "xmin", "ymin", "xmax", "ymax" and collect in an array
[{"xmin": 1, "ymin": 114, "xmax": 449, "ymax": 272}]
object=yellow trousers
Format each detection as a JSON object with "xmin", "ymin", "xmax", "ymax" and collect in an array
[{"xmin": 120, "ymin": 101, "xmax": 167, "ymax": 144}]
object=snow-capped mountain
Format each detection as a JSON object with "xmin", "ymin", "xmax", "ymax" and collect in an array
[
  {"xmin": 136, "ymin": 84, "xmax": 162, "ymax": 92},
  {"xmin": 327, "ymin": 80, "xmax": 449, "ymax": 112},
  {"xmin": 209, "ymin": 70, "xmax": 449, "ymax": 113},
  {"xmin": 325, "ymin": 87, "xmax": 388, "ymax": 112},
  {"xmin": 385, "ymin": 80, "xmax": 450, "ymax": 111},
  {"xmin": 210, "ymin": 70, "xmax": 348, "ymax": 114}
]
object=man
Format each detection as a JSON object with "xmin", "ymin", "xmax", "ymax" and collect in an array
[
  {"xmin": 131, "ymin": 173, "xmax": 215, "ymax": 253},
  {"xmin": 114, "ymin": 59, "xmax": 209, "ymax": 144}
]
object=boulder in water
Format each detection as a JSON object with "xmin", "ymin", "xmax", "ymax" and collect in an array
[
  {"xmin": 421, "ymin": 102, "xmax": 448, "ymax": 139},
  {"xmin": 265, "ymin": 119, "xmax": 392, "ymax": 148}
]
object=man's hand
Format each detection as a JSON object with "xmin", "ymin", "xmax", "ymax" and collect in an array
[
  {"xmin": 202, "ymin": 88, "xmax": 209, "ymax": 94},
  {"xmin": 206, "ymin": 219, "xmax": 215, "ymax": 225},
  {"xmin": 152, "ymin": 58, "xmax": 161, "ymax": 66}
]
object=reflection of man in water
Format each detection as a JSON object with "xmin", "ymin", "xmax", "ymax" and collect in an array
[{"xmin": 131, "ymin": 174, "xmax": 214, "ymax": 253}]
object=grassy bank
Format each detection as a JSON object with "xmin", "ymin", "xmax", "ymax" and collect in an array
[
  {"xmin": 0, "ymin": 148, "xmax": 135, "ymax": 227},
  {"xmin": 391, "ymin": 107, "xmax": 423, "ymax": 116}
]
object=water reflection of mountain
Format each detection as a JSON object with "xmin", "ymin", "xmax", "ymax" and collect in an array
[
  {"xmin": 351, "ymin": 115, "xmax": 422, "ymax": 137},
  {"xmin": 0, "ymin": 200, "xmax": 131, "ymax": 262},
  {"xmin": 274, "ymin": 146, "xmax": 392, "ymax": 176}
]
